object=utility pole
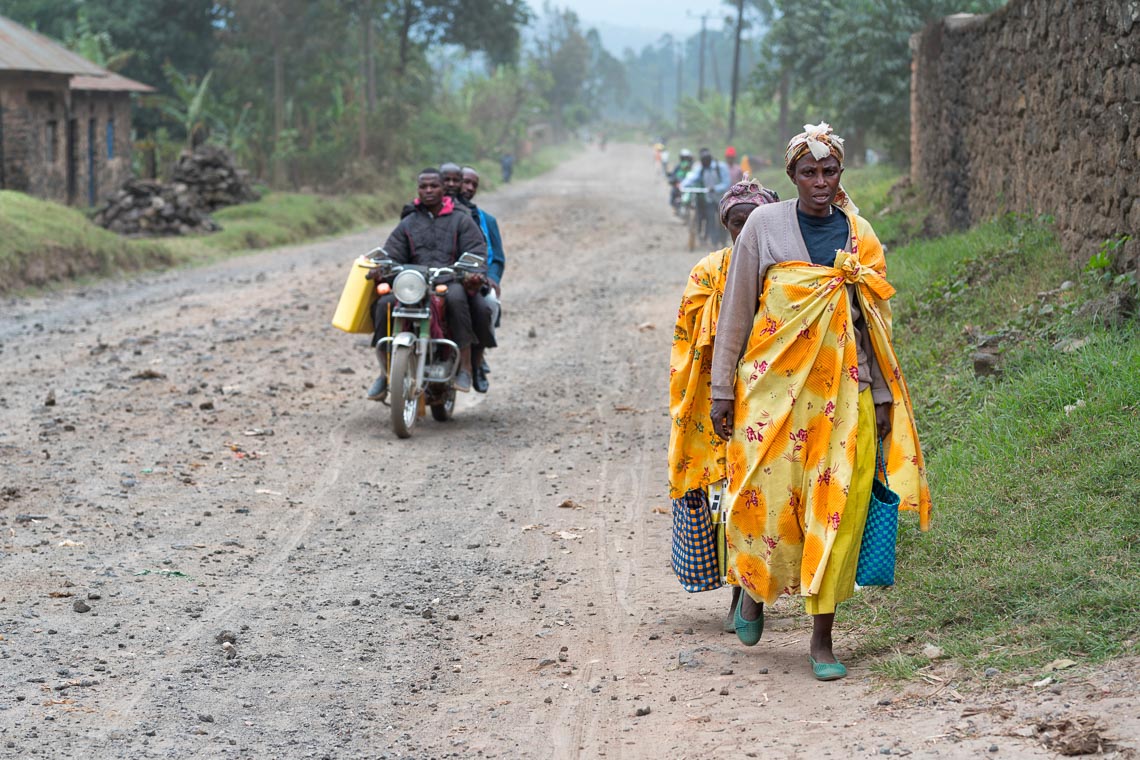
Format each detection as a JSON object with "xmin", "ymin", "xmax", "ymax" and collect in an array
[
  {"xmin": 697, "ymin": 13, "xmax": 708, "ymax": 102},
  {"xmin": 728, "ymin": 0, "xmax": 745, "ymax": 141},
  {"xmin": 675, "ymin": 41, "xmax": 683, "ymax": 131}
]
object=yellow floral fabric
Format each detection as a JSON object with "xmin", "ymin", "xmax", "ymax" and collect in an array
[
  {"xmin": 725, "ymin": 212, "xmax": 931, "ymax": 605},
  {"xmin": 669, "ymin": 247, "xmax": 732, "ymax": 499}
]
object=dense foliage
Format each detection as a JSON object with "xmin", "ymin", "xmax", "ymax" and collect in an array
[
  {"xmin": 618, "ymin": 0, "xmax": 1006, "ymax": 163},
  {"xmin": 3, "ymin": 0, "xmax": 621, "ymax": 190}
]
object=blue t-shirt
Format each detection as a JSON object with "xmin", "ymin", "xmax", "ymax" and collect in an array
[{"xmin": 796, "ymin": 206, "xmax": 849, "ymax": 267}]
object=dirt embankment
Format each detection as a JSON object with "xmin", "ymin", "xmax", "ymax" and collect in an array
[{"xmin": 0, "ymin": 146, "xmax": 1136, "ymax": 759}]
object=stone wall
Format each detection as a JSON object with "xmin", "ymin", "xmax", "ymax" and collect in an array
[{"xmin": 911, "ymin": 0, "xmax": 1139, "ymax": 268}]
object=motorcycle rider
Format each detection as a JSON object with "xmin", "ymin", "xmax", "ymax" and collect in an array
[
  {"xmin": 681, "ymin": 147, "xmax": 731, "ymax": 248},
  {"xmin": 366, "ymin": 167, "xmax": 489, "ymax": 397},
  {"xmin": 460, "ymin": 166, "xmax": 504, "ymax": 394},
  {"xmin": 724, "ymin": 146, "xmax": 744, "ymax": 184},
  {"xmin": 668, "ymin": 149, "xmax": 695, "ymax": 212}
]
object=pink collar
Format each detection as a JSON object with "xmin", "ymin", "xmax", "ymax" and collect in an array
[{"xmin": 413, "ymin": 195, "xmax": 454, "ymax": 215}]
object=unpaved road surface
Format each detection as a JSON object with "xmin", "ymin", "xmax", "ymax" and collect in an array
[{"xmin": 2, "ymin": 147, "xmax": 1136, "ymax": 759}]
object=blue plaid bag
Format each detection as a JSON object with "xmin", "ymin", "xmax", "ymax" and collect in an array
[
  {"xmin": 856, "ymin": 440, "xmax": 901, "ymax": 587},
  {"xmin": 671, "ymin": 485, "xmax": 726, "ymax": 592}
]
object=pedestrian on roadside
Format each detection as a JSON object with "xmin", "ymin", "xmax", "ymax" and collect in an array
[
  {"xmin": 500, "ymin": 153, "xmax": 514, "ymax": 183},
  {"xmin": 709, "ymin": 123, "xmax": 932, "ymax": 680},
  {"xmin": 668, "ymin": 177, "xmax": 779, "ymax": 631}
]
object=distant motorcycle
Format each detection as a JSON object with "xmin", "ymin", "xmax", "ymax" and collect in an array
[{"xmin": 366, "ymin": 249, "xmax": 487, "ymax": 438}]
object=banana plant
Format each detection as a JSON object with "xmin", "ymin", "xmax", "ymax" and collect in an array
[{"xmin": 159, "ymin": 63, "xmax": 215, "ymax": 151}]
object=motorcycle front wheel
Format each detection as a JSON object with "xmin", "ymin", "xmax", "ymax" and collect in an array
[{"xmin": 389, "ymin": 344, "xmax": 418, "ymax": 438}]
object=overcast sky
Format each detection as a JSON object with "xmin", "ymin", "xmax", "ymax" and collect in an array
[{"xmin": 556, "ymin": 0, "xmax": 734, "ymax": 55}]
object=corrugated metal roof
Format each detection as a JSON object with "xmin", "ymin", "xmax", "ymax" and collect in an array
[
  {"xmin": 0, "ymin": 14, "xmax": 107, "ymax": 76},
  {"xmin": 71, "ymin": 71, "xmax": 154, "ymax": 93}
]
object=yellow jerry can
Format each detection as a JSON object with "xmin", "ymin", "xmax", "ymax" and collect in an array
[{"xmin": 331, "ymin": 256, "xmax": 378, "ymax": 334}]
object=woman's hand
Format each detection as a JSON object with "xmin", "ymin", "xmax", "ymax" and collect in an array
[
  {"xmin": 711, "ymin": 399, "xmax": 735, "ymax": 441},
  {"xmin": 875, "ymin": 402, "xmax": 892, "ymax": 440}
]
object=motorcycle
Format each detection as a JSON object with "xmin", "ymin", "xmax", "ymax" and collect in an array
[{"xmin": 365, "ymin": 248, "xmax": 487, "ymax": 439}]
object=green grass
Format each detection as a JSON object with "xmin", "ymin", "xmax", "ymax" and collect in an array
[
  {"xmin": 0, "ymin": 190, "xmax": 174, "ymax": 291},
  {"xmin": 206, "ymin": 192, "xmax": 399, "ymax": 251},
  {"xmin": 0, "ymin": 141, "xmax": 581, "ymax": 294},
  {"xmin": 840, "ymin": 201, "xmax": 1140, "ymax": 680}
]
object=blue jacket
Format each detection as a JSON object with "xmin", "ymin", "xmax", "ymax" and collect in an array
[{"xmin": 474, "ymin": 206, "xmax": 505, "ymax": 284}]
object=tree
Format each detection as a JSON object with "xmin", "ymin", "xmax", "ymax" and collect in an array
[
  {"xmin": 529, "ymin": 8, "xmax": 592, "ymax": 136},
  {"xmin": 389, "ymin": 0, "xmax": 530, "ymax": 74},
  {"xmin": 747, "ymin": 0, "xmax": 1007, "ymax": 162},
  {"xmin": 158, "ymin": 65, "xmax": 214, "ymax": 150}
]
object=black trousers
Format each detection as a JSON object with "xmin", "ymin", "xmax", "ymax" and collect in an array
[{"xmin": 371, "ymin": 282, "xmax": 495, "ymax": 350}]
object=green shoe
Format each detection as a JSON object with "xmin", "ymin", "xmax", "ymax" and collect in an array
[
  {"xmin": 733, "ymin": 591, "xmax": 764, "ymax": 646},
  {"xmin": 809, "ymin": 656, "xmax": 847, "ymax": 681}
]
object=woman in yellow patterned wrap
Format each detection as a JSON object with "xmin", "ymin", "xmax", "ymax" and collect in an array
[
  {"xmin": 669, "ymin": 178, "xmax": 779, "ymax": 630},
  {"xmin": 709, "ymin": 123, "xmax": 931, "ymax": 681}
]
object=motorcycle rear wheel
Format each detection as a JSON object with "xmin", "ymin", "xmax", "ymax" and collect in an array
[
  {"xmin": 389, "ymin": 344, "xmax": 417, "ymax": 438},
  {"xmin": 430, "ymin": 385, "xmax": 455, "ymax": 422}
]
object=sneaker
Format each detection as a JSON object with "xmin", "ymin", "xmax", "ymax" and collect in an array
[
  {"xmin": 367, "ymin": 374, "xmax": 388, "ymax": 401},
  {"xmin": 454, "ymin": 370, "xmax": 472, "ymax": 393}
]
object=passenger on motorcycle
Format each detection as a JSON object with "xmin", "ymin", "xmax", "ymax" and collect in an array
[
  {"xmin": 440, "ymin": 162, "xmax": 465, "ymax": 201},
  {"xmin": 681, "ymin": 147, "xmax": 732, "ymax": 248},
  {"xmin": 460, "ymin": 166, "xmax": 504, "ymax": 394},
  {"xmin": 366, "ymin": 168, "xmax": 491, "ymax": 397}
]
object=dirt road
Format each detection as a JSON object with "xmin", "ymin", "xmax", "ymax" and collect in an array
[{"xmin": 1, "ymin": 147, "xmax": 1135, "ymax": 759}]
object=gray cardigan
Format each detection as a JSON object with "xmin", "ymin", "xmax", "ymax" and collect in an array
[{"xmin": 710, "ymin": 199, "xmax": 892, "ymax": 404}]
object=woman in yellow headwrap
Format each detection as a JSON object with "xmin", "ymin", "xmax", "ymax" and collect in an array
[
  {"xmin": 709, "ymin": 123, "xmax": 931, "ymax": 681},
  {"xmin": 668, "ymin": 178, "xmax": 779, "ymax": 631}
]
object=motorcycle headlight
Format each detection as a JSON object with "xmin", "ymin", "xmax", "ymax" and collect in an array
[{"xmin": 392, "ymin": 270, "xmax": 427, "ymax": 305}]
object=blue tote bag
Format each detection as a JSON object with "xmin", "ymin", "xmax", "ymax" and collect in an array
[{"xmin": 856, "ymin": 440, "xmax": 901, "ymax": 587}]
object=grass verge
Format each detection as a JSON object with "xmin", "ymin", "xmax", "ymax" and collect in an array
[
  {"xmin": 0, "ymin": 190, "xmax": 175, "ymax": 291},
  {"xmin": 842, "ymin": 202, "xmax": 1139, "ymax": 680}
]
